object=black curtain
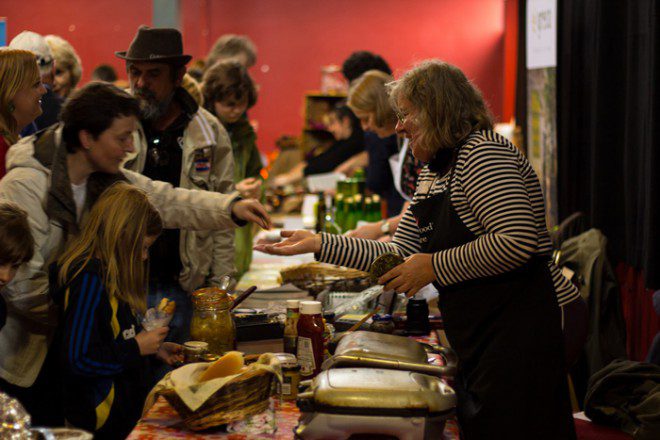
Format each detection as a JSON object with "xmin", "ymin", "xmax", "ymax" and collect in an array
[{"xmin": 557, "ymin": 0, "xmax": 659, "ymax": 289}]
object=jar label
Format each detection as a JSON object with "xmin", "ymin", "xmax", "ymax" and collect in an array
[{"xmin": 297, "ymin": 336, "xmax": 316, "ymax": 376}]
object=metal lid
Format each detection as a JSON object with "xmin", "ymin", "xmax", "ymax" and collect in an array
[
  {"xmin": 191, "ymin": 287, "xmax": 233, "ymax": 310},
  {"xmin": 310, "ymin": 368, "xmax": 455, "ymax": 413},
  {"xmin": 274, "ymin": 352, "xmax": 298, "ymax": 368},
  {"xmin": 333, "ymin": 331, "xmax": 428, "ymax": 363},
  {"xmin": 183, "ymin": 341, "xmax": 209, "ymax": 351}
]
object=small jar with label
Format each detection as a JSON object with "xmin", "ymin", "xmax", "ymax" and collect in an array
[
  {"xmin": 183, "ymin": 341, "xmax": 209, "ymax": 363},
  {"xmin": 283, "ymin": 300, "xmax": 300, "ymax": 354},
  {"xmin": 297, "ymin": 301, "xmax": 324, "ymax": 378},
  {"xmin": 274, "ymin": 353, "xmax": 301, "ymax": 401}
]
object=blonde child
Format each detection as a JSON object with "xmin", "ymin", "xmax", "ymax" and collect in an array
[{"xmin": 51, "ymin": 183, "xmax": 182, "ymax": 439}]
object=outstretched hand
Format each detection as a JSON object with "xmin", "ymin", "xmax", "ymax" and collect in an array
[
  {"xmin": 253, "ymin": 230, "xmax": 321, "ymax": 255},
  {"xmin": 231, "ymin": 199, "xmax": 272, "ymax": 230}
]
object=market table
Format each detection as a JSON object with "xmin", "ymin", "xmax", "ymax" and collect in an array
[{"xmin": 128, "ymin": 331, "xmax": 460, "ymax": 439}]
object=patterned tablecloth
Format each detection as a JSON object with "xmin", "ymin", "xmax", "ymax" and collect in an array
[{"xmin": 128, "ymin": 332, "xmax": 459, "ymax": 439}]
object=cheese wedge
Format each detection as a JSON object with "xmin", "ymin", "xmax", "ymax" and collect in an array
[{"xmin": 199, "ymin": 351, "xmax": 244, "ymax": 382}]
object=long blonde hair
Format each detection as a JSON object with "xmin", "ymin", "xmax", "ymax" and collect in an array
[
  {"xmin": 0, "ymin": 49, "xmax": 40, "ymax": 144},
  {"xmin": 58, "ymin": 183, "xmax": 162, "ymax": 313},
  {"xmin": 348, "ymin": 69, "xmax": 396, "ymax": 129},
  {"xmin": 388, "ymin": 60, "xmax": 493, "ymax": 153}
]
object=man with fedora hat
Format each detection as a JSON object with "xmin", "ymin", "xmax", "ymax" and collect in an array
[{"xmin": 118, "ymin": 26, "xmax": 237, "ymax": 344}]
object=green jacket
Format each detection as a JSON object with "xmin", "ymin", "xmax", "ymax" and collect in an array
[{"xmin": 225, "ymin": 116, "xmax": 263, "ymax": 276}]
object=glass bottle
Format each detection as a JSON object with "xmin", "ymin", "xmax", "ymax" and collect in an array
[
  {"xmin": 283, "ymin": 299, "xmax": 300, "ymax": 354},
  {"xmin": 297, "ymin": 301, "xmax": 325, "ymax": 378},
  {"xmin": 315, "ymin": 192, "xmax": 326, "ymax": 233},
  {"xmin": 190, "ymin": 287, "xmax": 236, "ymax": 355}
]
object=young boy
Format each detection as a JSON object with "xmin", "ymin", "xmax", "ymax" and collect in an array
[{"xmin": 0, "ymin": 201, "xmax": 34, "ymax": 331}]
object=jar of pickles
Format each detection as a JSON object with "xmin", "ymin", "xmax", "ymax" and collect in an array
[{"xmin": 190, "ymin": 287, "xmax": 235, "ymax": 354}]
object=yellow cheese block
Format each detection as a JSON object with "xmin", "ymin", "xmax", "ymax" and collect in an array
[{"xmin": 199, "ymin": 351, "xmax": 244, "ymax": 382}]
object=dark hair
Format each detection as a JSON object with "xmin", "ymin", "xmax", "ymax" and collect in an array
[
  {"xmin": 202, "ymin": 60, "xmax": 257, "ymax": 111},
  {"xmin": 331, "ymin": 104, "xmax": 362, "ymax": 136},
  {"xmin": 341, "ymin": 51, "xmax": 392, "ymax": 83},
  {"xmin": 0, "ymin": 202, "xmax": 34, "ymax": 266},
  {"xmin": 61, "ymin": 82, "xmax": 140, "ymax": 153},
  {"xmin": 206, "ymin": 34, "xmax": 257, "ymax": 69},
  {"xmin": 91, "ymin": 64, "xmax": 118, "ymax": 82}
]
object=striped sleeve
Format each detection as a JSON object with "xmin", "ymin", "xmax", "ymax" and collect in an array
[
  {"xmin": 317, "ymin": 206, "xmax": 422, "ymax": 270},
  {"xmin": 64, "ymin": 273, "xmax": 141, "ymax": 377},
  {"xmin": 432, "ymin": 143, "xmax": 539, "ymax": 286}
]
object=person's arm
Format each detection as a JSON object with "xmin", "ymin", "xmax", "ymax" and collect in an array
[
  {"xmin": 123, "ymin": 169, "xmax": 270, "ymax": 230},
  {"xmin": 346, "ymin": 201, "xmax": 409, "ymax": 239},
  {"xmin": 0, "ymin": 170, "xmax": 57, "ymax": 327},
  {"xmin": 62, "ymin": 272, "xmax": 143, "ymax": 377},
  {"xmin": 271, "ymin": 162, "xmax": 306, "ymax": 187},
  {"xmin": 255, "ymin": 205, "xmax": 423, "ymax": 272},
  {"xmin": 334, "ymin": 151, "xmax": 368, "ymax": 177},
  {"xmin": 430, "ymin": 144, "xmax": 539, "ymax": 286}
]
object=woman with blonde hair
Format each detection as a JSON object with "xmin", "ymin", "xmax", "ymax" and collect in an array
[
  {"xmin": 45, "ymin": 34, "xmax": 82, "ymax": 99},
  {"xmin": 51, "ymin": 182, "xmax": 182, "ymax": 439},
  {"xmin": 256, "ymin": 60, "xmax": 580, "ymax": 438},
  {"xmin": 0, "ymin": 49, "xmax": 47, "ymax": 176},
  {"xmin": 345, "ymin": 69, "xmax": 405, "ymax": 217}
]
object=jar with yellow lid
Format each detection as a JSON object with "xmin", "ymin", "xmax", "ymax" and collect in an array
[{"xmin": 190, "ymin": 287, "xmax": 236, "ymax": 355}]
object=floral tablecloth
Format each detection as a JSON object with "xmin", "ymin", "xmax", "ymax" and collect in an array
[{"xmin": 128, "ymin": 332, "xmax": 459, "ymax": 439}]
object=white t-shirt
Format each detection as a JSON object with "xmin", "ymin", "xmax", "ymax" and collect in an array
[{"xmin": 70, "ymin": 181, "xmax": 88, "ymax": 221}]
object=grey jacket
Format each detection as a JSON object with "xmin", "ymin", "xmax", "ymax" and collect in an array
[
  {"xmin": 0, "ymin": 125, "xmax": 241, "ymax": 386},
  {"xmin": 125, "ymin": 104, "xmax": 236, "ymax": 292}
]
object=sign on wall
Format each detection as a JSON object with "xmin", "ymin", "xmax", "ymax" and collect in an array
[{"xmin": 526, "ymin": 0, "xmax": 557, "ymax": 69}]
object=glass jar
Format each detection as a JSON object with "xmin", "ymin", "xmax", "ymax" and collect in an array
[{"xmin": 190, "ymin": 287, "xmax": 236, "ymax": 355}]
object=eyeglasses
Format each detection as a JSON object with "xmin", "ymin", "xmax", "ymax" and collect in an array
[{"xmin": 395, "ymin": 109, "xmax": 413, "ymax": 125}]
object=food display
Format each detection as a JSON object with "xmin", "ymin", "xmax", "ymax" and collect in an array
[{"xmin": 199, "ymin": 351, "xmax": 245, "ymax": 382}]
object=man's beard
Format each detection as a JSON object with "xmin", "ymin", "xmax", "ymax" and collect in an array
[{"xmin": 135, "ymin": 88, "xmax": 174, "ymax": 122}]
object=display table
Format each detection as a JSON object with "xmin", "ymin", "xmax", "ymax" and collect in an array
[{"xmin": 128, "ymin": 332, "xmax": 459, "ymax": 439}]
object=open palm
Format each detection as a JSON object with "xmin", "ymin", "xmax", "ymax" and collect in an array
[{"xmin": 253, "ymin": 230, "xmax": 320, "ymax": 255}]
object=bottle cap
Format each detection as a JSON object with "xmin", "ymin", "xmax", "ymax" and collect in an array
[
  {"xmin": 286, "ymin": 299, "xmax": 300, "ymax": 309},
  {"xmin": 300, "ymin": 300, "xmax": 322, "ymax": 315}
]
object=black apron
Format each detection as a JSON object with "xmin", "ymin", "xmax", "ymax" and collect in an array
[{"xmin": 410, "ymin": 155, "xmax": 576, "ymax": 439}]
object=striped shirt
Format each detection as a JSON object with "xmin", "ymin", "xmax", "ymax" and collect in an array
[{"xmin": 319, "ymin": 130, "xmax": 580, "ymax": 307}]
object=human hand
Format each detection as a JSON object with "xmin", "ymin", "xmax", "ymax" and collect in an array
[
  {"xmin": 269, "ymin": 174, "xmax": 291, "ymax": 188},
  {"xmin": 156, "ymin": 342, "xmax": 184, "ymax": 365},
  {"xmin": 231, "ymin": 199, "xmax": 272, "ymax": 229},
  {"xmin": 236, "ymin": 177, "xmax": 262, "ymax": 199},
  {"xmin": 135, "ymin": 327, "xmax": 168, "ymax": 356},
  {"xmin": 346, "ymin": 221, "xmax": 385, "ymax": 240},
  {"xmin": 378, "ymin": 254, "xmax": 436, "ymax": 297},
  {"xmin": 334, "ymin": 160, "xmax": 354, "ymax": 177},
  {"xmin": 253, "ymin": 230, "xmax": 321, "ymax": 255}
]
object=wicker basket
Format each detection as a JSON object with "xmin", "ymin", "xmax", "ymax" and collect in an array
[
  {"xmin": 280, "ymin": 262, "xmax": 372, "ymax": 296},
  {"xmin": 160, "ymin": 368, "xmax": 275, "ymax": 431}
]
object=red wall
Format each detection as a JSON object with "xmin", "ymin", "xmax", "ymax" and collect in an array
[
  {"xmin": 1, "ymin": 0, "xmax": 152, "ymax": 85},
  {"xmin": 3, "ymin": 0, "xmax": 508, "ymax": 152}
]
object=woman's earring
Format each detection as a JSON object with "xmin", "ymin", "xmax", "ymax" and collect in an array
[{"xmin": 8, "ymin": 102, "xmax": 15, "ymax": 113}]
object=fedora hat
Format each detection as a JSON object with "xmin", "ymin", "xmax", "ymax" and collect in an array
[{"xmin": 115, "ymin": 25, "xmax": 192, "ymax": 65}]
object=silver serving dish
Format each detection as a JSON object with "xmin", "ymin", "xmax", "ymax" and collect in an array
[
  {"xmin": 295, "ymin": 368, "xmax": 456, "ymax": 440},
  {"xmin": 322, "ymin": 331, "xmax": 457, "ymax": 377}
]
